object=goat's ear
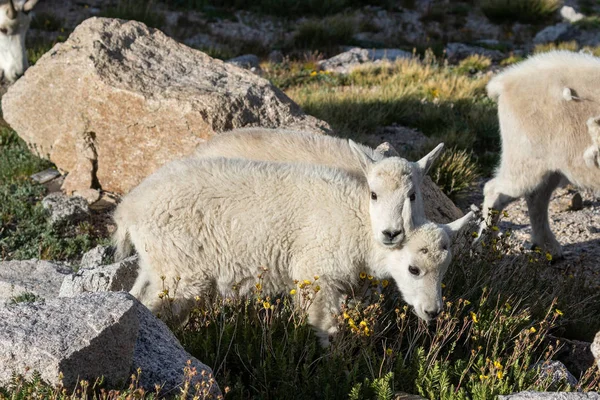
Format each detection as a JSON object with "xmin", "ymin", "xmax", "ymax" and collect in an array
[
  {"xmin": 444, "ymin": 211, "xmax": 476, "ymax": 240},
  {"xmin": 6, "ymin": 0, "xmax": 16, "ymax": 19},
  {"xmin": 23, "ymin": 0, "xmax": 39, "ymax": 12},
  {"xmin": 416, "ymin": 143, "xmax": 444, "ymax": 176},
  {"xmin": 374, "ymin": 142, "xmax": 400, "ymax": 158},
  {"xmin": 349, "ymin": 139, "xmax": 375, "ymax": 174}
]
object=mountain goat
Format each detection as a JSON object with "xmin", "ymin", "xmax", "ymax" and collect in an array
[
  {"xmin": 113, "ymin": 155, "xmax": 474, "ymax": 346},
  {"xmin": 0, "ymin": 0, "xmax": 38, "ymax": 83},
  {"xmin": 480, "ymin": 50, "xmax": 600, "ymax": 257},
  {"xmin": 195, "ymin": 128, "xmax": 446, "ymax": 248}
]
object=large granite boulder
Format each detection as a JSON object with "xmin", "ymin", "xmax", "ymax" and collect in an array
[
  {"xmin": 2, "ymin": 17, "xmax": 329, "ymax": 195},
  {"xmin": 0, "ymin": 292, "xmax": 221, "ymax": 395},
  {"xmin": 0, "ymin": 259, "xmax": 72, "ymax": 302}
]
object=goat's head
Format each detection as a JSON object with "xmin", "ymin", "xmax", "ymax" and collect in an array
[
  {"xmin": 385, "ymin": 211, "xmax": 475, "ymax": 322},
  {"xmin": 0, "ymin": 0, "xmax": 38, "ymax": 83},
  {"xmin": 349, "ymin": 140, "xmax": 445, "ymax": 249}
]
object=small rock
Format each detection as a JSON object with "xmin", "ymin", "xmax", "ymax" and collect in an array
[
  {"xmin": 534, "ymin": 23, "xmax": 572, "ymax": 44},
  {"xmin": 366, "ymin": 125, "xmax": 428, "ymax": 155},
  {"xmin": 561, "ymin": 6, "xmax": 585, "ymax": 23},
  {"xmin": 226, "ymin": 53, "xmax": 260, "ymax": 70},
  {"xmin": 535, "ymin": 360, "xmax": 578, "ymax": 388},
  {"xmin": 592, "ymin": 331, "xmax": 600, "ymax": 371},
  {"xmin": 73, "ymin": 188, "xmax": 101, "ymax": 205},
  {"xmin": 445, "ymin": 42, "xmax": 505, "ymax": 63},
  {"xmin": 30, "ymin": 168, "xmax": 61, "ymax": 184},
  {"xmin": 80, "ymin": 245, "xmax": 113, "ymax": 269},
  {"xmin": 59, "ymin": 255, "xmax": 139, "ymax": 297},
  {"xmin": 0, "ymin": 259, "xmax": 72, "ymax": 302},
  {"xmin": 268, "ymin": 50, "xmax": 284, "ymax": 64},
  {"xmin": 499, "ymin": 392, "xmax": 600, "ymax": 399},
  {"xmin": 318, "ymin": 47, "xmax": 412, "ymax": 74},
  {"xmin": 570, "ymin": 192, "xmax": 583, "ymax": 211},
  {"xmin": 41, "ymin": 192, "xmax": 90, "ymax": 225}
]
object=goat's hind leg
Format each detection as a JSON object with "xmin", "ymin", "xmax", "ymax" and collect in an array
[
  {"xmin": 525, "ymin": 172, "xmax": 563, "ymax": 258},
  {"xmin": 476, "ymin": 177, "xmax": 518, "ymax": 242}
]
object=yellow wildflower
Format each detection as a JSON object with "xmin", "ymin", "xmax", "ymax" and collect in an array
[
  {"xmin": 263, "ymin": 301, "xmax": 271, "ymax": 310},
  {"xmin": 367, "ymin": 275, "xmax": 374, "ymax": 280},
  {"xmin": 494, "ymin": 361, "xmax": 503, "ymax": 370},
  {"xmin": 194, "ymin": 296, "xmax": 201, "ymax": 302},
  {"xmin": 555, "ymin": 309, "xmax": 564, "ymax": 316},
  {"xmin": 314, "ymin": 285, "xmax": 321, "ymax": 292},
  {"xmin": 303, "ymin": 279, "xmax": 311, "ymax": 285},
  {"xmin": 471, "ymin": 231, "xmax": 478, "ymax": 238},
  {"xmin": 464, "ymin": 300, "xmax": 471, "ymax": 306},
  {"xmin": 492, "ymin": 226, "xmax": 499, "ymax": 231},
  {"xmin": 314, "ymin": 275, "xmax": 319, "ymax": 280},
  {"xmin": 255, "ymin": 283, "xmax": 262, "ymax": 291},
  {"xmin": 289, "ymin": 289, "xmax": 297, "ymax": 295},
  {"xmin": 470, "ymin": 312, "xmax": 478, "ymax": 323},
  {"xmin": 497, "ymin": 371, "xmax": 504, "ymax": 380},
  {"xmin": 441, "ymin": 283, "xmax": 446, "ymax": 289},
  {"xmin": 381, "ymin": 280, "xmax": 389, "ymax": 288},
  {"xmin": 359, "ymin": 320, "xmax": 368, "ymax": 328},
  {"xmin": 343, "ymin": 312, "xmax": 350, "ymax": 320},
  {"xmin": 545, "ymin": 253, "xmax": 553, "ymax": 261},
  {"xmin": 386, "ymin": 348, "xmax": 393, "ymax": 356},
  {"xmin": 360, "ymin": 272, "xmax": 367, "ymax": 279},
  {"xmin": 310, "ymin": 71, "xmax": 317, "ymax": 76},
  {"xmin": 529, "ymin": 327, "xmax": 537, "ymax": 333},
  {"xmin": 364, "ymin": 327, "xmax": 371, "ymax": 336},
  {"xmin": 479, "ymin": 375, "xmax": 489, "ymax": 381}
]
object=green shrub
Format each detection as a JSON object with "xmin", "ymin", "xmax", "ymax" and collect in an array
[
  {"xmin": 431, "ymin": 147, "xmax": 480, "ymax": 200},
  {"xmin": 0, "ymin": 129, "xmax": 100, "ymax": 261},
  {"xmin": 481, "ymin": 0, "xmax": 562, "ymax": 23},
  {"xmin": 456, "ymin": 54, "xmax": 492, "ymax": 75},
  {"xmin": 291, "ymin": 15, "xmax": 356, "ymax": 52},
  {"xmin": 30, "ymin": 12, "xmax": 64, "ymax": 31},
  {"xmin": 100, "ymin": 0, "xmax": 165, "ymax": 29}
]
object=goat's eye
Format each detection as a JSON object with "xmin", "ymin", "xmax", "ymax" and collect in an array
[
  {"xmin": 409, "ymin": 193, "xmax": 416, "ymax": 201},
  {"xmin": 408, "ymin": 266, "xmax": 420, "ymax": 276},
  {"xmin": 442, "ymin": 244, "xmax": 448, "ymax": 251},
  {"xmin": 370, "ymin": 191, "xmax": 377, "ymax": 201},
  {"xmin": 420, "ymin": 248, "xmax": 428, "ymax": 254},
  {"xmin": 0, "ymin": 28, "xmax": 7, "ymax": 35}
]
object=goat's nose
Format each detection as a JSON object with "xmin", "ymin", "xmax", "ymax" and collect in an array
[
  {"xmin": 425, "ymin": 309, "xmax": 441, "ymax": 319},
  {"xmin": 382, "ymin": 229, "xmax": 403, "ymax": 240}
]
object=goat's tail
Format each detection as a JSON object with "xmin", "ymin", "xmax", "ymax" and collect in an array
[{"xmin": 112, "ymin": 210, "xmax": 133, "ymax": 261}]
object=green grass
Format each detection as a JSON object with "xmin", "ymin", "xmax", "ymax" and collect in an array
[
  {"xmin": 431, "ymin": 147, "xmax": 480, "ymax": 201},
  {"xmin": 481, "ymin": 0, "xmax": 562, "ymax": 23},
  {"xmin": 30, "ymin": 12, "xmax": 64, "ymax": 32},
  {"xmin": 0, "ymin": 129, "xmax": 101, "ymax": 261},
  {"xmin": 574, "ymin": 15, "xmax": 600, "ymax": 30}
]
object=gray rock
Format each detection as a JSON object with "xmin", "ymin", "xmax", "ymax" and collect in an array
[
  {"xmin": 2, "ymin": 17, "xmax": 330, "ymax": 195},
  {"xmin": 41, "ymin": 192, "xmax": 90, "ymax": 225},
  {"xmin": 445, "ymin": 42, "xmax": 505, "ymax": 63},
  {"xmin": 133, "ymin": 298, "xmax": 221, "ymax": 396},
  {"xmin": 0, "ymin": 292, "xmax": 221, "ymax": 395},
  {"xmin": 534, "ymin": 23, "xmax": 572, "ymax": 44},
  {"xmin": 268, "ymin": 50, "xmax": 284, "ymax": 64},
  {"xmin": 30, "ymin": 168, "xmax": 61, "ymax": 184},
  {"xmin": 80, "ymin": 245, "xmax": 113, "ymax": 269},
  {"xmin": 59, "ymin": 256, "xmax": 139, "ymax": 297},
  {"xmin": 535, "ymin": 360, "xmax": 578, "ymax": 387},
  {"xmin": 561, "ymin": 6, "xmax": 585, "ymax": 23},
  {"xmin": 499, "ymin": 392, "xmax": 600, "ymax": 399},
  {"xmin": 0, "ymin": 259, "xmax": 72, "ymax": 302},
  {"xmin": 366, "ymin": 125, "xmax": 428, "ymax": 155},
  {"xmin": 0, "ymin": 292, "xmax": 138, "ymax": 389},
  {"xmin": 318, "ymin": 47, "xmax": 412, "ymax": 74},
  {"xmin": 226, "ymin": 54, "xmax": 260, "ymax": 70},
  {"xmin": 592, "ymin": 331, "xmax": 600, "ymax": 370}
]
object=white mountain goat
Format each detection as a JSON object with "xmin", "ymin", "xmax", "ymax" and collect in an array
[
  {"xmin": 0, "ymin": 0, "xmax": 38, "ymax": 83},
  {"xmin": 113, "ymin": 155, "xmax": 474, "ymax": 345},
  {"xmin": 480, "ymin": 50, "xmax": 600, "ymax": 257},
  {"xmin": 195, "ymin": 128, "xmax": 445, "ymax": 248},
  {"xmin": 584, "ymin": 116, "xmax": 600, "ymax": 168}
]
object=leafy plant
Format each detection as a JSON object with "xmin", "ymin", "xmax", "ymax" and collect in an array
[
  {"xmin": 431, "ymin": 147, "xmax": 479, "ymax": 200},
  {"xmin": 481, "ymin": 0, "xmax": 562, "ymax": 23}
]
